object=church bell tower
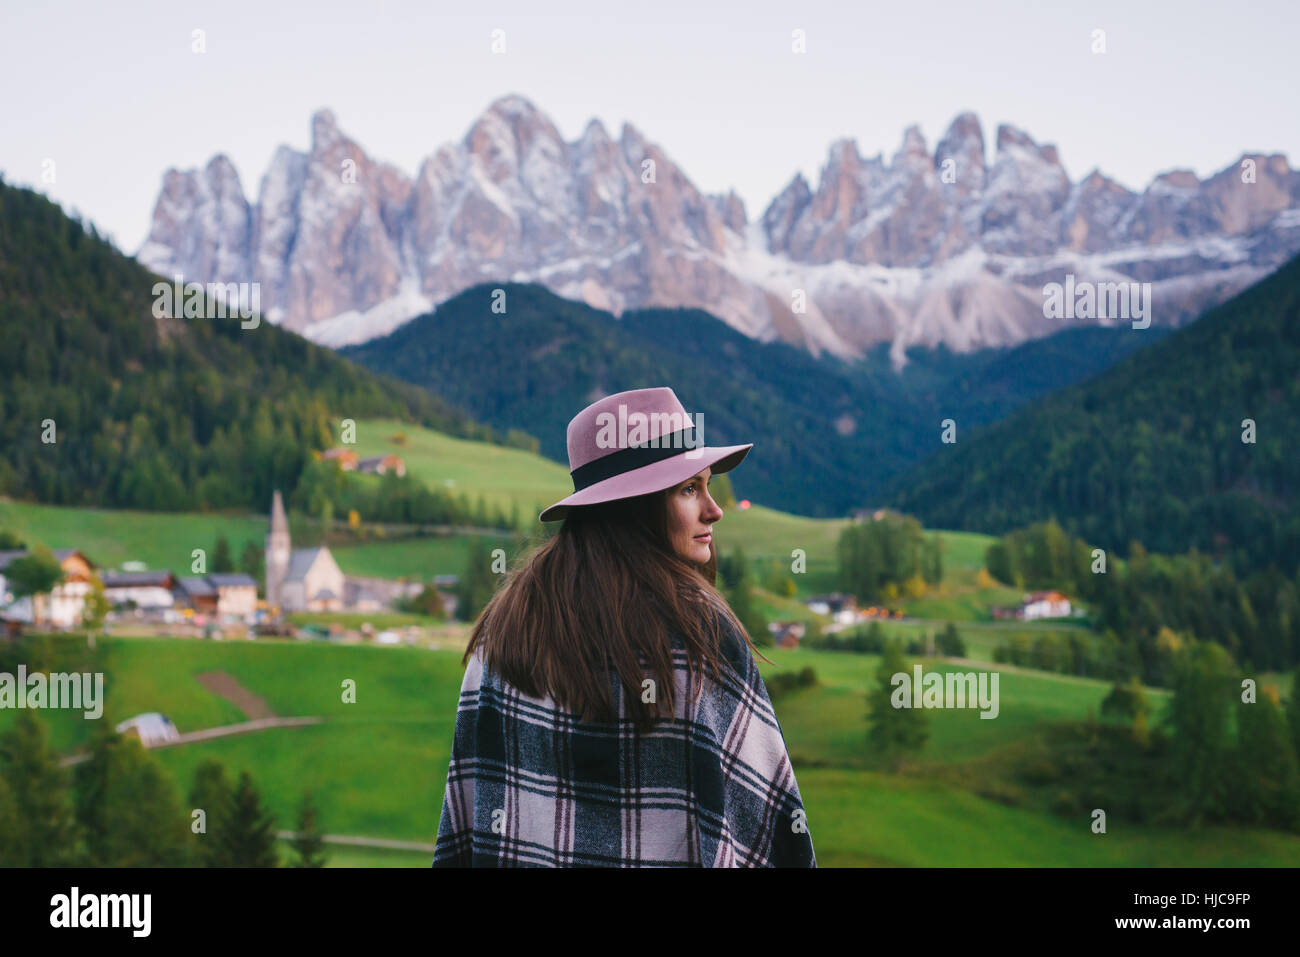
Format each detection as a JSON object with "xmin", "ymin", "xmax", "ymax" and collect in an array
[{"xmin": 266, "ymin": 489, "xmax": 291, "ymax": 615}]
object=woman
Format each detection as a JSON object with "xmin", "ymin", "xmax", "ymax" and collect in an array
[{"xmin": 432, "ymin": 387, "xmax": 815, "ymax": 867}]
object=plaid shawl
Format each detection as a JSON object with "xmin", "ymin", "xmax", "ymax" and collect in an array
[{"xmin": 432, "ymin": 621, "xmax": 816, "ymax": 867}]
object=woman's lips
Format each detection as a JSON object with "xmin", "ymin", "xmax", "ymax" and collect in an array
[{"xmin": 694, "ymin": 532, "xmax": 712, "ymax": 542}]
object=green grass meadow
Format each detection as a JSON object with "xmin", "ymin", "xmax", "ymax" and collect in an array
[{"xmin": 10, "ymin": 634, "xmax": 1296, "ymax": 867}]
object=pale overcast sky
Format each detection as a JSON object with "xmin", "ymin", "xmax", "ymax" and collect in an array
[{"xmin": 2, "ymin": 0, "xmax": 1296, "ymax": 252}]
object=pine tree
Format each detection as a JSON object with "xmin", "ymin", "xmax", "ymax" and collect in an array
[
  {"xmin": 455, "ymin": 537, "xmax": 500, "ymax": 623},
  {"xmin": 291, "ymin": 791, "xmax": 328, "ymax": 867},
  {"xmin": 0, "ymin": 711, "xmax": 80, "ymax": 865},
  {"xmin": 187, "ymin": 758, "xmax": 235, "ymax": 867},
  {"xmin": 225, "ymin": 771, "xmax": 279, "ymax": 867},
  {"xmin": 936, "ymin": 622, "xmax": 965, "ymax": 657},
  {"xmin": 866, "ymin": 639, "xmax": 929, "ymax": 772},
  {"xmin": 212, "ymin": 534, "xmax": 234, "ymax": 573},
  {"xmin": 73, "ymin": 726, "xmax": 189, "ymax": 866},
  {"xmin": 239, "ymin": 540, "xmax": 264, "ymax": 588}
]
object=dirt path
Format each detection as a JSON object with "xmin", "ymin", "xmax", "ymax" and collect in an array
[
  {"xmin": 276, "ymin": 831, "xmax": 436, "ymax": 853},
  {"xmin": 59, "ymin": 716, "xmax": 323, "ymax": 767},
  {"xmin": 195, "ymin": 670, "xmax": 277, "ymax": 720}
]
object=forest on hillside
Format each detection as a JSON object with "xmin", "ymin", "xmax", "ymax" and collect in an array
[
  {"xmin": 890, "ymin": 253, "xmax": 1300, "ymax": 579},
  {"xmin": 0, "ymin": 179, "xmax": 534, "ymax": 513}
]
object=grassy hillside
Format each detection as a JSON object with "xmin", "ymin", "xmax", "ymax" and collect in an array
[
  {"xmin": 0, "ymin": 497, "xmax": 511, "ymax": 583},
  {"xmin": 889, "ymin": 252, "xmax": 1300, "ymax": 577},
  {"xmin": 0, "ymin": 500, "xmax": 268, "ymax": 573}
]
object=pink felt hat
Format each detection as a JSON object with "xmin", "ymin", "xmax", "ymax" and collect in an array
[{"xmin": 539, "ymin": 387, "xmax": 752, "ymax": 522}]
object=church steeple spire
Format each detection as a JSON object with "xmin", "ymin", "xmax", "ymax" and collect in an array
[
  {"xmin": 266, "ymin": 490, "xmax": 291, "ymax": 615},
  {"xmin": 270, "ymin": 488, "xmax": 289, "ymax": 538}
]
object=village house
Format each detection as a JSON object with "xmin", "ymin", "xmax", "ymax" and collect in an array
[
  {"xmin": 207, "ymin": 573, "xmax": 258, "ymax": 617},
  {"xmin": 805, "ymin": 593, "xmax": 864, "ymax": 625},
  {"xmin": 344, "ymin": 575, "xmax": 424, "ymax": 613},
  {"xmin": 1021, "ymin": 590, "xmax": 1072, "ymax": 620},
  {"xmin": 101, "ymin": 570, "xmax": 177, "ymax": 610},
  {"xmin": 0, "ymin": 548, "xmax": 97, "ymax": 629},
  {"xmin": 175, "ymin": 577, "xmax": 218, "ymax": 615},
  {"xmin": 357, "ymin": 453, "xmax": 406, "ymax": 477},
  {"xmin": 768, "ymin": 620, "xmax": 807, "ymax": 649},
  {"xmin": 320, "ymin": 447, "xmax": 359, "ymax": 470},
  {"xmin": 992, "ymin": 590, "xmax": 1073, "ymax": 621}
]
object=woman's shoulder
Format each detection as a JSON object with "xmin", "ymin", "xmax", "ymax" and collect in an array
[{"xmin": 664, "ymin": 604, "xmax": 753, "ymax": 680}]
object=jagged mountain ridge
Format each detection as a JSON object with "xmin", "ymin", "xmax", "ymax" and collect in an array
[{"xmin": 139, "ymin": 95, "xmax": 1300, "ymax": 363}]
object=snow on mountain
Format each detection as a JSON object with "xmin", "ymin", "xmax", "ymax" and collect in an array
[{"xmin": 138, "ymin": 96, "xmax": 1300, "ymax": 366}]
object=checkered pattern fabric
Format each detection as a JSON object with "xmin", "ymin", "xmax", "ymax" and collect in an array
[{"xmin": 432, "ymin": 621, "xmax": 816, "ymax": 867}]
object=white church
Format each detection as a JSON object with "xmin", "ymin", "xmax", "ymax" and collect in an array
[
  {"xmin": 265, "ymin": 490, "xmax": 346, "ymax": 614},
  {"xmin": 264, "ymin": 491, "xmax": 428, "ymax": 617}
]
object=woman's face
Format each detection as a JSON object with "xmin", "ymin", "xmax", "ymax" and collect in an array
[{"xmin": 664, "ymin": 467, "xmax": 724, "ymax": 564}]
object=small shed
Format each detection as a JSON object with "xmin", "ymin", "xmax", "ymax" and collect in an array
[{"xmin": 115, "ymin": 712, "xmax": 180, "ymax": 747}]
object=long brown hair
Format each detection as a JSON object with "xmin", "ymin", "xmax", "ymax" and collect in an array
[{"xmin": 462, "ymin": 487, "xmax": 771, "ymax": 732}]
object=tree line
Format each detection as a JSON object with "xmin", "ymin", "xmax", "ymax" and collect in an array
[
  {"xmin": 291, "ymin": 460, "xmax": 521, "ymax": 532},
  {"xmin": 987, "ymin": 518, "xmax": 1300, "ymax": 682},
  {"xmin": 837, "ymin": 511, "xmax": 943, "ymax": 602}
]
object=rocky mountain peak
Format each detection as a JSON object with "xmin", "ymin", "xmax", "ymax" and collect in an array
[
  {"xmin": 935, "ymin": 111, "xmax": 987, "ymax": 192},
  {"xmin": 578, "ymin": 117, "xmax": 613, "ymax": 150},
  {"xmin": 468, "ymin": 93, "xmax": 565, "ymax": 161},
  {"xmin": 1152, "ymin": 169, "xmax": 1201, "ymax": 190},
  {"xmin": 311, "ymin": 108, "xmax": 344, "ymax": 153},
  {"xmin": 893, "ymin": 125, "xmax": 930, "ymax": 168},
  {"xmin": 710, "ymin": 189, "xmax": 748, "ymax": 233},
  {"xmin": 139, "ymin": 101, "xmax": 1300, "ymax": 362},
  {"xmin": 994, "ymin": 123, "xmax": 1063, "ymax": 168}
]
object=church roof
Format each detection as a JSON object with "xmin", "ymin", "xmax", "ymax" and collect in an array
[{"xmin": 285, "ymin": 547, "xmax": 334, "ymax": 584}]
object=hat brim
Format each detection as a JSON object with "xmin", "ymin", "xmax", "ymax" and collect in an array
[{"xmin": 539, "ymin": 443, "xmax": 752, "ymax": 523}]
